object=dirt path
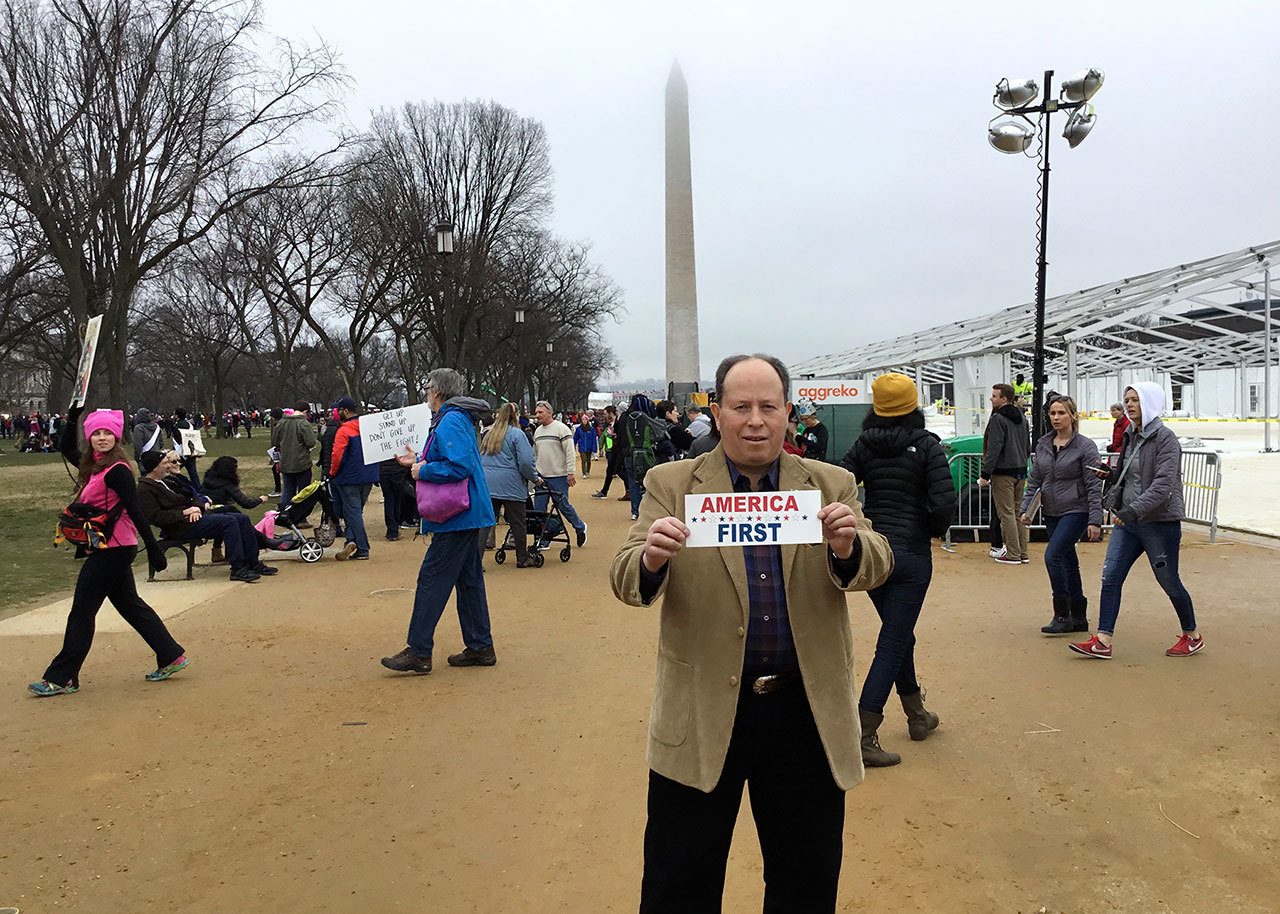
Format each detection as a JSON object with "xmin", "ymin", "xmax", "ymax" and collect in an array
[{"xmin": 2, "ymin": 489, "xmax": 1278, "ymax": 913}]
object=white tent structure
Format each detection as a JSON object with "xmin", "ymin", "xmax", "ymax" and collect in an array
[{"xmin": 793, "ymin": 242, "xmax": 1279, "ymax": 441}]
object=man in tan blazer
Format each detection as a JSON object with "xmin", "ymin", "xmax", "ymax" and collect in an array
[{"xmin": 612, "ymin": 354, "xmax": 893, "ymax": 912}]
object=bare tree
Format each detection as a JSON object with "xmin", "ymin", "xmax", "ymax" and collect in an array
[{"xmin": 0, "ymin": 0, "xmax": 348, "ymax": 404}]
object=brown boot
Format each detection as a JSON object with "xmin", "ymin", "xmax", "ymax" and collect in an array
[
  {"xmin": 210, "ymin": 544, "xmax": 227, "ymax": 565},
  {"xmin": 900, "ymin": 690, "xmax": 940, "ymax": 742},
  {"xmin": 859, "ymin": 709, "xmax": 901, "ymax": 767}
]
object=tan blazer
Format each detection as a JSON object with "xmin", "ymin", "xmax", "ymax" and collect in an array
[{"xmin": 611, "ymin": 445, "xmax": 894, "ymax": 792}]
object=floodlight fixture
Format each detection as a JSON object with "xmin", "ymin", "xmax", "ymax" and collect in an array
[
  {"xmin": 993, "ymin": 77, "xmax": 1040, "ymax": 110},
  {"xmin": 988, "ymin": 118, "xmax": 1035, "ymax": 154},
  {"xmin": 434, "ymin": 222, "xmax": 454, "ymax": 255},
  {"xmin": 1062, "ymin": 107, "xmax": 1097, "ymax": 148},
  {"xmin": 514, "ymin": 303, "xmax": 526, "ymax": 323},
  {"xmin": 1060, "ymin": 68, "xmax": 1104, "ymax": 103}
]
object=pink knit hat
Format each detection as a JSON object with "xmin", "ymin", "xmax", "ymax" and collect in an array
[{"xmin": 82, "ymin": 409, "xmax": 125, "ymax": 441}]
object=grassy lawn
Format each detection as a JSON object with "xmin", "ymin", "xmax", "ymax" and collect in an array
[{"xmin": 0, "ymin": 432, "xmax": 287, "ymax": 618}]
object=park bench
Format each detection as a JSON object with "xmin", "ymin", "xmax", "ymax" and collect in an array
[{"xmin": 147, "ymin": 537, "xmax": 205, "ymax": 582}]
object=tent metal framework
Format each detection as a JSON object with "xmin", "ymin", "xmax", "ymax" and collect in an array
[{"xmin": 792, "ymin": 242, "xmax": 1278, "ymax": 390}]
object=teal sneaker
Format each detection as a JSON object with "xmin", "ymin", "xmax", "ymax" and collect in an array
[
  {"xmin": 145, "ymin": 654, "xmax": 190, "ymax": 682},
  {"xmin": 28, "ymin": 680, "xmax": 78, "ymax": 697}
]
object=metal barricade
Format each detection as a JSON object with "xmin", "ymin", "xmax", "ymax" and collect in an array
[{"xmin": 944, "ymin": 447, "xmax": 1222, "ymax": 545}]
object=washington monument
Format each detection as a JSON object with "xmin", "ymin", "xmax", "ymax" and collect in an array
[{"xmin": 665, "ymin": 61, "xmax": 700, "ymax": 385}]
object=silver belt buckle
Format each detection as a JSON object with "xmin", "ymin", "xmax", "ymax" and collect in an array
[{"xmin": 752, "ymin": 674, "xmax": 780, "ymax": 695}]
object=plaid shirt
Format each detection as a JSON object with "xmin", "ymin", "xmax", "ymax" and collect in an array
[{"xmin": 726, "ymin": 460, "xmax": 798, "ymax": 676}]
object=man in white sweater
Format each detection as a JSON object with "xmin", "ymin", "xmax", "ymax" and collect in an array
[{"xmin": 533, "ymin": 400, "xmax": 587, "ymax": 547}]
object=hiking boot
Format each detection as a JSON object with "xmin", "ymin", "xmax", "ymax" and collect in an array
[
  {"xmin": 252, "ymin": 562, "xmax": 279, "ymax": 576},
  {"xmin": 1068, "ymin": 635, "xmax": 1112, "ymax": 659},
  {"xmin": 900, "ymin": 690, "xmax": 940, "ymax": 742},
  {"xmin": 447, "ymin": 645, "xmax": 497, "ymax": 667},
  {"xmin": 210, "ymin": 544, "xmax": 227, "ymax": 565},
  {"xmin": 576, "ymin": 526, "xmax": 587, "ymax": 547},
  {"xmin": 28, "ymin": 680, "xmax": 78, "ymax": 697},
  {"xmin": 145, "ymin": 654, "xmax": 190, "ymax": 682},
  {"xmin": 1069, "ymin": 596, "xmax": 1090, "ymax": 633},
  {"xmin": 1166, "ymin": 633, "xmax": 1205, "ymax": 657},
  {"xmin": 1041, "ymin": 595, "xmax": 1074, "ymax": 635},
  {"xmin": 335, "ymin": 543, "xmax": 358, "ymax": 561},
  {"xmin": 859, "ymin": 709, "xmax": 901, "ymax": 767},
  {"xmin": 229, "ymin": 566, "xmax": 261, "ymax": 583},
  {"xmin": 380, "ymin": 648, "xmax": 432, "ymax": 674}
]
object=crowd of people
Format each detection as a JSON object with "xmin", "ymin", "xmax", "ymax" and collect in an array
[{"xmin": 21, "ymin": 353, "xmax": 1203, "ymax": 912}]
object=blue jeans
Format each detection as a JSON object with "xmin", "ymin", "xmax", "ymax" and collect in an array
[
  {"xmin": 406, "ymin": 529, "xmax": 493, "ymax": 657},
  {"xmin": 624, "ymin": 457, "xmax": 644, "ymax": 516},
  {"xmin": 1097, "ymin": 521, "xmax": 1196, "ymax": 635},
  {"xmin": 180, "ymin": 513, "xmax": 259, "ymax": 569},
  {"xmin": 334, "ymin": 483, "xmax": 371, "ymax": 556},
  {"xmin": 535, "ymin": 476, "xmax": 585, "ymax": 532},
  {"xmin": 1043, "ymin": 513, "xmax": 1090, "ymax": 599},
  {"xmin": 859, "ymin": 549, "xmax": 932, "ymax": 716},
  {"xmin": 280, "ymin": 469, "xmax": 312, "ymax": 512}
]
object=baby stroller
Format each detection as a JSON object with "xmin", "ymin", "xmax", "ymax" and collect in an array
[
  {"xmin": 495, "ymin": 480, "xmax": 572, "ymax": 566},
  {"xmin": 273, "ymin": 480, "xmax": 338, "ymax": 563}
]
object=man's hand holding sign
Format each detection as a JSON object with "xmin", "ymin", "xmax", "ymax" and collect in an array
[{"xmin": 612, "ymin": 354, "xmax": 893, "ymax": 911}]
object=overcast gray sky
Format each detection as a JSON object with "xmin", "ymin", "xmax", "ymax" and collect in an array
[{"xmin": 263, "ymin": 0, "xmax": 1280, "ymax": 384}]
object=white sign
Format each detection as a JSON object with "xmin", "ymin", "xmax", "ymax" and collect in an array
[
  {"xmin": 791, "ymin": 379, "xmax": 869, "ymax": 406},
  {"xmin": 588, "ymin": 391, "xmax": 614, "ymax": 411},
  {"xmin": 683, "ymin": 490, "xmax": 824, "ymax": 548},
  {"xmin": 360, "ymin": 403, "xmax": 432, "ymax": 464},
  {"xmin": 69, "ymin": 315, "xmax": 103, "ymax": 408}
]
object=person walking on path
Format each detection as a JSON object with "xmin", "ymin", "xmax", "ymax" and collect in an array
[
  {"xmin": 796, "ymin": 396, "xmax": 829, "ymax": 461},
  {"xmin": 131, "ymin": 407, "xmax": 163, "ymax": 462},
  {"xmin": 618, "ymin": 394, "xmax": 661, "ymax": 521},
  {"xmin": 979, "ymin": 383, "xmax": 1031, "ymax": 565},
  {"xmin": 592, "ymin": 406, "xmax": 629, "ymax": 501},
  {"xmin": 328, "ymin": 397, "xmax": 378, "ymax": 561},
  {"xmin": 1020, "ymin": 396, "xmax": 1103, "ymax": 636},
  {"xmin": 573, "ymin": 413, "xmax": 598, "ymax": 479},
  {"xmin": 612, "ymin": 353, "xmax": 893, "ymax": 911},
  {"xmin": 28, "ymin": 406, "xmax": 188, "ymax": 697},
  {"xmin": 1107, "ymin": 402, "xmax": 1131, "ymax": 453},
  {"xmin": 480, "ymin": 402, "xmax": 537, "ymax": 566},
  {"xmin": 170, "ymin": 407, "xmax": 202, "ymax": 485},
  {"xmin": 1070, "ymin": 383, "xmax": 1203, "ymax": 660},
  {"xmin": 381, "ymin": 369, "xmax": 498, "ymax": 675},
  {"xmin": 275, "ymin": 402, "xmax": 318, "ymax": 517},
  {"xmin": 839, "ymin": 373, "xmax": 955, "ymax": 768},
  {"xmin": 532, "ymin": 400, "xmax": 587, "ymax": 547}
]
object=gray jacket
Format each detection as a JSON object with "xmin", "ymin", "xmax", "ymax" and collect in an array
[
  {"xmin": 981, "ymin": 404, "xmax": 1030, "ymax": 478},
  {"xmin": 1108, "ymin": 416, "xmax": 1184, "ymax": 524},
  {"xmin": 1021, "ymin": 431, "xmax": 1103, "ymax": 525}
]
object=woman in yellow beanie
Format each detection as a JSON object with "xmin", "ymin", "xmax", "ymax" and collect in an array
[{"xmin": 839, "ymin": 373, "xmax": 956, "ymax": 767}]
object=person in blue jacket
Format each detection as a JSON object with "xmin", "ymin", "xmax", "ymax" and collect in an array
[
  {"xmin": 381, "ymin": 369, "xmax": 497, "ymax": 675},
  {"xmin": 328, "ymin": 396, "xmax": 381, "ymax": 560}
]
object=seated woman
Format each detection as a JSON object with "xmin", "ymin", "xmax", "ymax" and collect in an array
[
  {"xmin": 202, "ymin": 455, "xmax": 274, "ymax": 564},
  {"xmin": 137, "ymin": 450, "xmax": 277, "ymax": 583}
]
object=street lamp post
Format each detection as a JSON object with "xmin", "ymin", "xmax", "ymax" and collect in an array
[{"xmin": 989, "ymin": 68, "xmax": 1103, "ymax": 439}]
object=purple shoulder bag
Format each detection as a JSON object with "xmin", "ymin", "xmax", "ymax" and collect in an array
[{"xmin": 414, "ymin": 430, "xmax": 471, "ymax": 524}]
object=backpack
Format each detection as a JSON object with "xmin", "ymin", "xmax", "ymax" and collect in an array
[
  {"xmin": 55, "ymin": 499, "xmax": 125, "ymax": 551},
  {"xmin": 627, "ymin": 413, "xmax": 656, "ymax": 483}
]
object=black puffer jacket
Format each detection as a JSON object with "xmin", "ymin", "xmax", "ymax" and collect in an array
[{"xmin": 840, "ymin": 413, "xmax": 957, "ymax": 552}]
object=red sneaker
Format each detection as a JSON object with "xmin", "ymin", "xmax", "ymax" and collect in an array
[
  {"xmin": 1166, "ymin": 633, "xmax": 1204, "ymax": 657},
  {"xmin": 1068, "ymin": 635, "xmax": 1112, "ymax": 659}
]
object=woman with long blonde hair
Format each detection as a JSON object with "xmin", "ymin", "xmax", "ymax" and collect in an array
[{"xmin": 479, "ymin": 402, "xmax": 537, "ymax": 566}]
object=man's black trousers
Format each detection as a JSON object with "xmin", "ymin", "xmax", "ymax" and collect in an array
[{"xmin": 639, "ymin": 677, "xmax": 845, "ymax": 913}]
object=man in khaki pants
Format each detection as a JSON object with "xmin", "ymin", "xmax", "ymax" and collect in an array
[{"xmin": 979, "ymin": 383, "xmax": 1030, "ymax": 564}]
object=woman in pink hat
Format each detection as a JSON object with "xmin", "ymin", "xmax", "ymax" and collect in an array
[{"xmin": 28, "ymin": 405, "xmax": 189, "ymax": 697}]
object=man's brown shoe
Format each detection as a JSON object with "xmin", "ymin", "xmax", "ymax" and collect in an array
[
  {"xmin": 446, "ymin": 646, "xmax": 497, "ymax": 667},
  {"xmin": 381, "ymin": 648, "xmax": 432, "ymax": 674}
]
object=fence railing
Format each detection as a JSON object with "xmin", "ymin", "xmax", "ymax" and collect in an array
[{"xmin": 944, "ymin": 447, "xmax": 1222, "ymax": 546}]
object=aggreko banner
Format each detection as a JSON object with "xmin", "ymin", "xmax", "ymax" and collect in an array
[{"xmin": 790, "ymin": 379, "xmax": 870, "ymax": 405}]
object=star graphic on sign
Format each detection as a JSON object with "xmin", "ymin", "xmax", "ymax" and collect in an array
[{"xmin": 801, "ymin": 515, "xmax": 808, "ymax": 520}]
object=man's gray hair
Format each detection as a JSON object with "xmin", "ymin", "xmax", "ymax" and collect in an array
[
  {"xmin": 1110, "ymin": 402, "xmax": 1123, "ymax": 411},
  {"xmin": 428, "ymin": 368, "xmax": 465, "ymax": 401},
  {"xmin": 535, "ymin": 399, "xmax": 554, "ymax": 413},
  {"xmin": 714, "ymin": 353, "xmax": 791, "ymax": 403}
]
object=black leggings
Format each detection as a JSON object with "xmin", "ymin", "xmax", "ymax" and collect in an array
[{"xmin": 43, "ymin": 546, "xmax": 184, "ymax": 687}]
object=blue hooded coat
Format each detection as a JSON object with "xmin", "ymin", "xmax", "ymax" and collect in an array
[{"xmin": 416, "ymin": 401, "xmax": 496, "ymax": 533}]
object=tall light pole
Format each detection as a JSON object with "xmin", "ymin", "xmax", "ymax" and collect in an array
[{"xmin": 989, "ymin": 68, "xmax": 1104, "ymax": 439}]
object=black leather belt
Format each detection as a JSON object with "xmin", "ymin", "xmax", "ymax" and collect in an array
[{"xmin": 746, "ymin": 671, "xmax": 800, "ymax": 696}]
